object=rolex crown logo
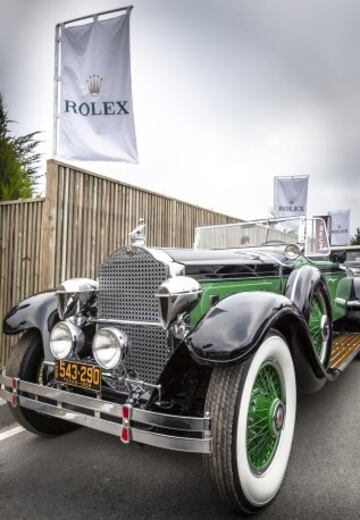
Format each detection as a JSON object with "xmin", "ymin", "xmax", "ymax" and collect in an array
[{"xmin": 87, "ymin": 74, "xmax": 103, "ymax": 96}]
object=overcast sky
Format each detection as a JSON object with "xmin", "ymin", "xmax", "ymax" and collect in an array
[{"xmin": 1, "ymin": 0, "xmax": 360, "ymax": 232}]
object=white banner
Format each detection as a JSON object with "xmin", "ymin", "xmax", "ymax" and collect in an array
[
  {"xmin": 329, "ymin": 210, "xmax": 351, "ymax": 246},
  {"xmin": 273, "ymin": 176, "xmax": 309, "ymax": 217},
  {"xmin": 58, "ymin": 10, "xmax": 138, "ymax": 162}
]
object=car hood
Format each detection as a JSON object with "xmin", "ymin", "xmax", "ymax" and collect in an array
[{"xmin": 160, "ymin": 248, "xmax": 294, "ymax": 280}]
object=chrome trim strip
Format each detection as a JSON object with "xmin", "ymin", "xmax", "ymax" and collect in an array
[
  {"xmin": 91, "ymin": 318, "xmax": 163, "ymax": 328},
  {"xmin": 0, "ymin": 370, "xmax": 211, "ymax": 453},
  {"xmin": 335, "ymin": 297, "xmax": 347, "ymax": 307},
  {"xmin": 131, "ymin": 408, "xmax": 210, "ymax": 432},
  {"xmin": 20, "ymin": 395, "xmax": 121, "ymax": 436},
  {"xmin": 19, "ymin": 380, "xmax": 123, "ymax": 417},
  {"xmin": 131, "ymin": 429, "xmax": 211, "ymax": 454},
  {"xmin": 347, "ymin": 300, "xmax": 360, "ymax": 308}
]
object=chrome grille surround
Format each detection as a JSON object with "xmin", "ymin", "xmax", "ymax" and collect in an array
[{"xmin": 97, "ymin": 246, "xmax": 171, "ymax": 385}]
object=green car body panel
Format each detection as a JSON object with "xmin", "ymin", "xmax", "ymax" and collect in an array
[
  {"xmin": 189, "ymin": 264, "xmax": 348, "ymax": 327},
  {"xmin": 189, "ymin": 277, "xmax": 283, "ymax": 326}
]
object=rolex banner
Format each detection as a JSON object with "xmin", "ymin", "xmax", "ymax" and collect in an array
[
  {"xmin": 273, "ymin": 176, "xmax": 309, "ymax": 218},
  {"xmin": 58, "ymin": 10, "xmax": 138, "ymax": 162},
  {"xmin": 329, "ymin": 210, "xmax": 351, "ymax": 246}
]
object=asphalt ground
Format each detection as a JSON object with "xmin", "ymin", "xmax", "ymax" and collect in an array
[
  {"xmin": 0, "ymin": 362, "xmax": 359, "ymax": 520},
  {"xmin": 0, "ymin": 398, "xmax": 15, "ymax": 432}
]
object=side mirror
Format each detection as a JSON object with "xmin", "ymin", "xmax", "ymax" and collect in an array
[{"xmin": 284, "ymin": 243, "xmax": 303, "ymax": 261}]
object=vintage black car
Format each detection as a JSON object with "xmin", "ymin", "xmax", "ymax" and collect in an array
[{"xmin": 1, "ymin": 217, "xmax": 359, "ymax": 514}]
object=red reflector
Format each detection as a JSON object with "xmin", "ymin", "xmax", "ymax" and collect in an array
[
  {"xmin": 11, "ymin": 394, "xmax": 17, "ymax": 408},
  {"xmin": 121, "ymin": 426, "xmax": 130, "ymax": 444},
  {"xmin": 12, "ymin": 378, "xmax": 17, "ymax": 391},
  {"xmin": 122, "ymin": 405, "xmax": 130, "ymax": 421}
]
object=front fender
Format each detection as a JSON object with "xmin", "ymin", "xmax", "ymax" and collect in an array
[
  {"xmin": 186, "ymin": 291, "xmax": 301, "ymax": 364},
  {"xmin": 185, "ymin": 291, "xmax": 331, "ymax": 392},
  {"xmin": 3, "ymin": 291, "xmax": 58, "ymax": 360},
  {"xmin": 284, "ymin": 264, "xmax": 322, "ymax": 318}
]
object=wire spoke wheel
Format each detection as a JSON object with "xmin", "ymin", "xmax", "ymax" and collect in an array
[
  {"xmin": 308, "ymin": 286, "xmax": 330, "ymax": 365},
  {"xmin": 204, "ymin": 333, "xmax": 296, "ymax": 513},
  {"xmin": 246, "ymin": 362, "xmax": 284, "ymax": 473}
]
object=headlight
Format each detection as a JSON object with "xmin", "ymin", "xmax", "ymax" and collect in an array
[
  {"xmin": 56, "ymin": 278, "xmax": 98, "ymax": 320},
  {"xmin": 50, "ymin": 321, "xmax": 84, "ymax": 360},
  {"xmin": 155, "ymin": 276, "xmax": 202, "ymax": 329},
  {"xmin": 92, "ymin": 328, "xmax": 128, "ymax": 370}
]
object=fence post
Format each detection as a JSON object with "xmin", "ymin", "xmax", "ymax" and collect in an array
[{"xmin": 40, "ymin": 160, "xmax": 59, "ymax": 290}]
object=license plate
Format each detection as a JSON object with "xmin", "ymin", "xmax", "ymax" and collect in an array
[{"xmin": 55, "ymin": 360, "xmax": 102, "ymax": 392}]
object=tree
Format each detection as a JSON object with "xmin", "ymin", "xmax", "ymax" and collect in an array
[
  {"xmin": 0, "ymin": 93, "xmax": 41, "ymax": 201},
  {"xmin": 350, "ymin": 228, "xmax": 360, "ymax": 245}
]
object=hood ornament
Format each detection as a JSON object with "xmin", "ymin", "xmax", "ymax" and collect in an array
[{"xmin": 129, "ymin": 218, "xmax": 146, "ymax": 247}]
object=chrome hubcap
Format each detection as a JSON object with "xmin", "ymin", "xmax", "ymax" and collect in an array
[
  {"xmin": 272, "ymin": 400, "xmax": 285, "ymax": 435},
  {"xmin": 320, "ymin": 314, "xmax": 330, "ymax": 342}
]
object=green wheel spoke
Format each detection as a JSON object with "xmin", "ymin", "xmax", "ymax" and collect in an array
[
  {"xmin": 247, "ymin": 423, "xmax": 269, "ymax": 442},
  {"xmin": 250, "ymin": 417, "xmax": 268, "ymax": 428}
]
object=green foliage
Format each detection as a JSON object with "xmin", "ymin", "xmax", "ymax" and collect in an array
[
  {"xmin": 350, "ymin": 228, "xmax": 360, "ymax": 245},
  {"xmin": 0, "ymin": 93, "xmax": 41, "ymax": 201}
]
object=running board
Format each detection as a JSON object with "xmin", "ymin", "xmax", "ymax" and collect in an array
[{"xmin": 329, "ymin": 333, "xmax": 360, "ymax": 373}]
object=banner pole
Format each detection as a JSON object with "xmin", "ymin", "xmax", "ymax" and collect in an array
[
  {"xmin": 304, "ymin": 174, "xmax": 309, "ymax": 219},
  {"xmin": 60, "ymin": 5, "xmax": 133, "ymax": 28},
  {"xmin": 52, "ymin": 23, "xmax": 61, "ymax": 157},
  {"xmin": 273, "ymin": 176, "xmax": 277, "ymax": 217}
]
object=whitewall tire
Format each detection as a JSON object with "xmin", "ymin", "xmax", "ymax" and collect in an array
[{"xmin": 203, "ymin": 333, "xmax": 297, "ymax": 513}]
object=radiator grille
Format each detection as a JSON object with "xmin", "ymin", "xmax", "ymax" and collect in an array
[
  {"xmin": 98, "ymin": 247, "xmax": 168, "ymax": 322},
  {"xmin": 97, "ymin": 247, "xmax": 170, "ymax": 384}
]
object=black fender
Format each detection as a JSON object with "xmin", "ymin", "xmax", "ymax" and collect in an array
[
  {"xmin": 3, "ymin": 291, "xmax": 58, "ymax": 359},
  {"xmin": 284, "ymin": 264, "xmax": 329, "ymax": 319},
  {"xmin": 285, "ymin": 264, "xmax": 333, "ymax": 369},
  {"xmin": 185, "ymin": 291, "xmax": 331, "ymax": 393}
]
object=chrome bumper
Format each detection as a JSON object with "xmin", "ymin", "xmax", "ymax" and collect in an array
[{"xmin": 0, "ymin": 369, "xmax": 211, "ymax": 454}]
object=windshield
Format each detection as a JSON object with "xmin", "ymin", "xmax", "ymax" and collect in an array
[
  {"xmin": 346, "ymin": 251, "xmax": 360, "ymax": 262},
  {"xmin": 194, "ymin": 217, "xmax": 330, "ymax": 256}
]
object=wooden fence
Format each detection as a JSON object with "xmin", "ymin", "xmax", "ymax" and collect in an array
[
  {"xmin": 0, "ymin": 160, "xmax": 239, "ymax": 365},
  {"xmin": 0, "ymin": 198, "xmax": 45, "ymax": 365}
]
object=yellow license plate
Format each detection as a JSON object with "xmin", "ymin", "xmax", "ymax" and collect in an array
[{"xmin": 55, "ymin": 360, "xmax": 102, "ymax": 392}]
